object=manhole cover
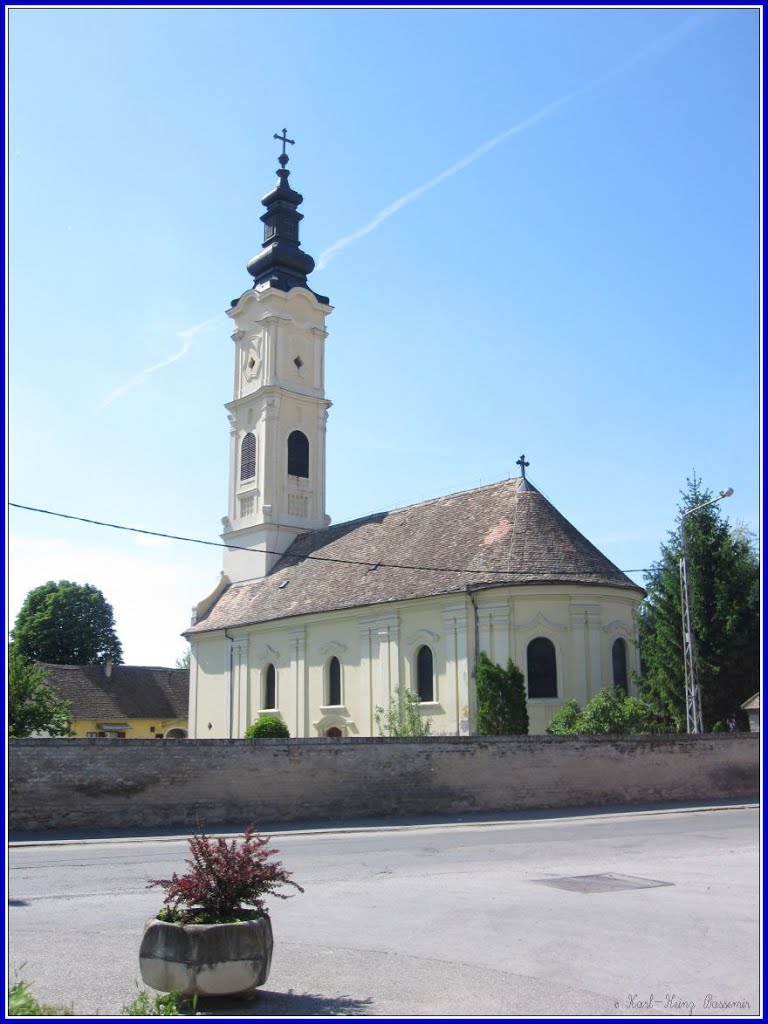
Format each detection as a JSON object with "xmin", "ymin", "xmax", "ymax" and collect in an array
[{"xmin": 532, "ymin": 872, "xmax": 673, "ymax": 893}]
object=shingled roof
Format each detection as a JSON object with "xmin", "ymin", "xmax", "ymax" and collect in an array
[
  {"xmin": 39, "ymin": 664, "xmax": 189, "ymax": 720},
  {"xmin": 188, "ymin": 477, "xmax": 642, "ymax": 636}
]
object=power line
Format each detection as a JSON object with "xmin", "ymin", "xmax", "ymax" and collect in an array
[{"xmin": 8, "ymin": 502, "xmax": 648, "ymax": 578}]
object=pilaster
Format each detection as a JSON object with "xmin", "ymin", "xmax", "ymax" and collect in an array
[
  {"xmin": 289, "ymin": 627, "xmax": 307, "ymax": 737},
  {"xmin": 443, "ymin": 603, "xmax": 470, "ymax": 735}
]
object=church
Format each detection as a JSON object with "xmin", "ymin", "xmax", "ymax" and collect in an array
[{"xmin": 185, "ymin": 136, "xmax": 643, "ymax": 739}]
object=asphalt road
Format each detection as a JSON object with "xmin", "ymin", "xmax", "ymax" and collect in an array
[{"xmin": 8, "ymin": 804, "xmax": 761, "ymax": 1017}]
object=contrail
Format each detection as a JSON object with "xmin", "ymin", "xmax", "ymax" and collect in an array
[
  {"xmin": 101, "ymin": 313, "xmax": 225, "ymax": 407},
  {"xmin": 316, "ymin": 13, "xmax": 709, "ymax": 272},
  {"xmin": 316, "ymin": 92, "xmax": 576, "ymax": 271}
]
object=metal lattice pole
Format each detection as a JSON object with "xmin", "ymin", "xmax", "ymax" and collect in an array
[
  {"xmin": 679, "ymin": 547, "xmax": 702, "ymax": 734},
  {"xmin": 679, "ymin": 488, "xmax": 733, "ymax": 735}
]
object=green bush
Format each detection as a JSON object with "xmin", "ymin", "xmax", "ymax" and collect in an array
[
  {"xmin": 244, "ymin": 714, "xmax": 290, "ymax": 738},
  {"xmin": 546, "ymin": 688, "xmax": 662, "ymax": 736},
  {"xmin": 546, "ymin": 699, "xmax": 583, "ymax": 735}
]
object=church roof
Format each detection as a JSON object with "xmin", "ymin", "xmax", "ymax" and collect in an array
[
  {"xmin": 188, "ymin": 477, "xmax": 643, "ymax": 635},
  {"xmin": 38, "ymin": 664, "xmax": 189, "ymax": 721}
]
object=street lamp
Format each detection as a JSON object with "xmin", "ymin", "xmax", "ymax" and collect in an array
[{"xmin": 680, "ymin": 487, "xmax": 734, "ymax": 734}]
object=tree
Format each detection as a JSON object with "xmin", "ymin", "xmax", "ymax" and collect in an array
[
  {"xmin": 175, "ymin": 647, "xmax": 191, "ymax": 670},
  {"xmin": 546, "ymin": 688, "xmax": 661, "ymax": 736},
  {"xmin": 8, "ymin": 645, "xmax": 71, "ymax": 737},
  {"xmin": 374, "ymin": 687, "xmax": 432, "ymax": 737},
  {"xmin": 11, "ymin": 581, "xmax": 123, "ymax": 666},
  {"xmin": 476, "ymin": 653, "xmax": 529, "ymax": 735},
  {"xmin": 638, "ymin": 476, "xmax": 759, "ymax": 731}
]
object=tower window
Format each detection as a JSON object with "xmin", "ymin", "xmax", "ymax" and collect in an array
[
  {"xmin": 327, "ymin": 656, "xmax": 342, "ymax": 707},
  {"xmin": 416, "ymin": 645, "xmax": 434, "ymax": 702},
  {"xmin": 527, "ymin": 637, "xmax": 557, "ymax": 698},
  {"xmin": 287, "ymin": 430, "xmax": 309, "ymax": 478},
  {"xmin": 612, "ymin": 638, "xmax": 628, "ymax": 693},
  {"xmin": 240, "ymin": 432, "xmax": 256, "ymax": 481}
]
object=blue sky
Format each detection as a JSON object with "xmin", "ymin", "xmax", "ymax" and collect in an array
[{"xmin": 7, "ymin": 6, "xmax": 760, "ymax": 666}]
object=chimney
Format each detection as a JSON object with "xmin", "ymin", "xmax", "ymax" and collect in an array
[{"xmin": 104, "ymin": 656, "xmax": 113, "ymax": 680}]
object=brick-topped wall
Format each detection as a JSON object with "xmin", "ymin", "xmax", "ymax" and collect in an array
[{"xmin": 9, "ymin": 734, "xmax": 758, "ymax": 833}]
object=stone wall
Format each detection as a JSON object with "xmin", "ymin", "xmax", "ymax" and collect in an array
[{"xmin": 9, "ymin": 733, "xmax": 758, "ymax": 833}]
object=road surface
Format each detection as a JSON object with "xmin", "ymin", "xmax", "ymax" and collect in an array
[{"xmin": 8, "ymin": 805, "xmax": 760, "ymax": 1017}]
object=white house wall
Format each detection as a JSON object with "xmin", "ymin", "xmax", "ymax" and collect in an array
[{"xmin": 190, "ymin": 584, "xmax": 640, "ymax": 738}]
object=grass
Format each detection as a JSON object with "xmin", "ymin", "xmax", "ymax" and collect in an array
[
  {"xmin": 8, "ymin": 980, "xmax": 73, "ymax": 1016},
  {"xmin": 8, "ymin": 978, "xmax": 194, "ymax": 1017}
]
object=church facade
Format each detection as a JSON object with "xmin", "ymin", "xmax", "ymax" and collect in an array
[{"xmin": 185, "ymin": 139, "xmax": 644, "ymax": 739}]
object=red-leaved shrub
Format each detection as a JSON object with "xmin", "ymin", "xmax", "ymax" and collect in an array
[{"xmin": 148, "ymin": 824, "xmax": 303, "ymax": 924}]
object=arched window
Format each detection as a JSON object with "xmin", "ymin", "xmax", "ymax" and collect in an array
[
  {"xmin": 263, "ymin": 663, "xmax": 276, "ymax": 709},
  {"xmin": 527, "ymin": 637, "xmax": 557, "ymax": 698},
  {"xmin": 287, "ymin": 430, "xmax": 309, "ymax": 478},
  {"xmin": 416, "ymin": 645, "xmax": 434, "ymax": 702},
  {"xmin": 612, "ymin": 638, "xmax": 628, "ymax": 692},
  {"xmin": 327, "ymin": 657, "xmax": 341, "ymax": 706},
  {"xmin": 240, "ymin": 432, "xmax": 255, "ymax": 481},
  {"xmin": 326, "ymin": 726, "xmax": 343, "ymax": 738}
]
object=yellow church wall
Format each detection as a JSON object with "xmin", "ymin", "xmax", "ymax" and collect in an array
[{"xmin": 189, "ymin": 583, "xmax": 640, "ymax": 739}]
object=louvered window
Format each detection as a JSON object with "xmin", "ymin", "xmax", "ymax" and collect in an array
[{"xmin": 240, "ymin": 432, "xmax": 256, "ymax": 480}]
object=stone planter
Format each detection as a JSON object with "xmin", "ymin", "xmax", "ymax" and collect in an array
[{"xmin": 139, "ymin": 914, "xmax": 273, "ymax": 998}]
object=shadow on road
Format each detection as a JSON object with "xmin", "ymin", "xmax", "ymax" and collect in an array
[{"xmin": 193, "ymin": 989, "xmax": 374, "ymax": 1016}]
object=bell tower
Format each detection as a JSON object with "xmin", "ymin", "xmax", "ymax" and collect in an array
[{"xmin": 221, "ymin": 132, "xmax": 333, "ymax": 584}]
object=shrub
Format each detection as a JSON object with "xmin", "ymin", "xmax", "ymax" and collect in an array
[
  {"xmin": 546, "ymin": 688, "xmax": 662, "ymax": 735},
  {"xmin": 546, "ymin": 699, "xmax": 583, "ymax": 735},
  {"xmin": 147, "ymin": 823, "xmax": 303, "ymax": 924},
  {"xmin": 244, "ymin": 714, "xmax": 290, "ymax": 738},
  {"xmin": 476, "ymin": 653, "xmax": 529, "ymax": 735},
  {"xmin": 374, "ymin": 687, "xmax": 432, "ymax": 737}
]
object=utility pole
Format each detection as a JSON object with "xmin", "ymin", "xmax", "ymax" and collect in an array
[{"xmin": 680, "ymin": 487, "xmax": 733, "ymax": 734}]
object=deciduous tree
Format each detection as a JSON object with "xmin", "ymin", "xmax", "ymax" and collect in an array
[
  {"xmin": 11, "ymin": 580, "xmax": 123, "ymax": 666},
  {"xmin": 8, "ymin": 645, "xmax": 71, "ymax": 737}
]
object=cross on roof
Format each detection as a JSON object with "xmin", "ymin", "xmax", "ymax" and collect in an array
[
  {"xmin": 516, "ymin": 454, "xmax": 530, "ymax": 480},
  {"xmin": 273, "ymin": 128, "xmax": 295, "ymax": 158}
]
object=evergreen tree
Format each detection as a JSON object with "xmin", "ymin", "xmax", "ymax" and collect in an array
[
  {"xmin": 8, "ymin": 645, "xmax": 71, "ymax": 737},
  {"xmin": 11, "ymin": 580, "xmax": 124, "ymax": 666},
  {"xmin": 638, "ymin": 476, "xmax": 759, "ymax": 731},
  {"xmin": 476, "ymin": 653, "xmax": 529, "ymax": 735}
]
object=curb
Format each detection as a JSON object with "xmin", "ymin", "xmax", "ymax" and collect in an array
[{"xmin": 8, "ymin": 802, "xmax": 758, "ymax": 848}]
